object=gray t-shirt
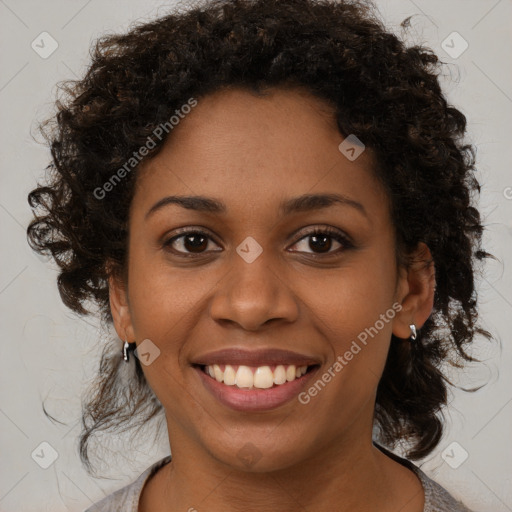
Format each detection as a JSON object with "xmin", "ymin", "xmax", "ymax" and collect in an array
[{"xmin": 83, "ymin": 450, "xmax": 475, "ymax": 512}]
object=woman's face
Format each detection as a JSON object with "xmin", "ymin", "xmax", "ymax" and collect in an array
[{"xmin": 111, "ymin": 86, "xmax": 421, "ymax": 471}]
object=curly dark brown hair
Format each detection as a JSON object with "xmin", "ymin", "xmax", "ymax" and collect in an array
[{"xmin": 27, "ymin": 0, "xmax": 492, "ymax": 473}]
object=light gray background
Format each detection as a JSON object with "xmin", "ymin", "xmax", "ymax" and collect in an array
[{"xmin": 1, "ymin": 0, "xmax": 511, "ymax": 510}]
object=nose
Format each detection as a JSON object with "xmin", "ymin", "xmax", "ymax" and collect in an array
[{"xmin": 209, "ymin": 251, "xmax": 299, "ymax": 331}]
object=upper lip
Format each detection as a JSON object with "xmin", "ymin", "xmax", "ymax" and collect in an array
[{"xmin": 192, "ymin": 348, "xmax": 321, "ymax": 367}]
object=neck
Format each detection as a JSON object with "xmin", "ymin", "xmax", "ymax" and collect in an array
[{"xmin": 140, "ymin": 420, "xmax": 424, "ymax": 512}]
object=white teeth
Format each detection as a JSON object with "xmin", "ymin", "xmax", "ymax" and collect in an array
[
  {"xmin": 223, "ymin": 364, "xmax": 236, "ymax": 385},
  {"xmin": 253, "ymin": 366, "xmax": 274, "ymax": 389},
  {"xmin": 273, "ymin": 365, "xmax": 287, "ymax": 385},
  {"xmin": 213, "ymin": 364, "xmax": 223, "ymax": 382},
  {"xmin": 286, "ymin": 365, "xmax": 296, "ymax": 382},
  {"xmin": 295, "ymin": 366, "xmax": 307, "ymax": 377},
  {"xmin": 235, "ymin": 365, "xmax": 254, "ymax": 388},
  {"xmin": 203, "ymin": 363, "xmax": 311, "ymax": 389}
]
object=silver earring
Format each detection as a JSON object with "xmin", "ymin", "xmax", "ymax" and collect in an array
[
  {"xmin": 123, "ymin": 340, "xmax": 131, "ymax": 362},
  {"xmin": 409, "ymin": 324, "xmax": 417, "ymax": 341}
]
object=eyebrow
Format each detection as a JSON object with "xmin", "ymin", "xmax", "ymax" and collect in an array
[{"xmin": 145, "ymin": 193, "xmax": 368, "ymax": 220}]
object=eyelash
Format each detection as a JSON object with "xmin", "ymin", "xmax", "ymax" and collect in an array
[{"xmin": 162, "ymin": 226, "xmax": 353, "ymax": 259}]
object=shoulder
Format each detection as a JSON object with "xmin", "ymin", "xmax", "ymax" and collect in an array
[
  {"xmin": 83, "ymin": 455, "xmax": 172, "ymax": 512},
  {"xmin": 374, "ymin": 443, "xmax": 476, "ymax": 512},
  {"xmin": 413, "ymin": 465, "xmax": 476, "ymax": 512}
]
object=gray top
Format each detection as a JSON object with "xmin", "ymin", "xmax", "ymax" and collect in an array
[{"xmin": 83, "ymin": 450, "xmax": 475, "ymax": 512}]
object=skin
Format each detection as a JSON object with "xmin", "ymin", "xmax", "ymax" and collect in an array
[{"xmin": 109, "ymin": 86, "xmax": 436, "ymax": 512}]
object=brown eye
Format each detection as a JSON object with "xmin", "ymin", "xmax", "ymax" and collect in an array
[
  {"xmin": 163, "ymin": 230, "xmax": 221, "ymax": 256},
  {"xmin": 181, "ymin": 233, "xmax": 209, "ymax": 252},
  {"xmin": 308, "ymin": 233, "xmax": 334, "ymax": 253},
  {"xmin": 289, "ymin": 227, "xmax": 352, "ymax": 256}
]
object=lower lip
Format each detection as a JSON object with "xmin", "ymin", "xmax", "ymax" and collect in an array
[{"xmin": 195, "ymin": 366, "xmax": 319, "ymax": 412}]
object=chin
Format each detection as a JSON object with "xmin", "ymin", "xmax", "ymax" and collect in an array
[{"xmin": 205, "ymin": 430, "xmax": 314, "ymax": 473}]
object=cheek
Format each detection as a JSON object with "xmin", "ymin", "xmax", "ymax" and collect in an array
[
  {"xmin": 127, "ymin": 243, "xmax": 201, "ymax": 334},
  {"xmin": 313, "ymin": 282, "xmax": 395, "ymax": 382},
  {"xmin": 301, "ymin": 249, "xmax": 398, "ymax": 398},
  {"xmin": 124, "ymin": 247, "xmax": 209, "ymax": 396},
  {"xmin": 309, "ymin": 248, "xmax": 398, "ymax": 338}
]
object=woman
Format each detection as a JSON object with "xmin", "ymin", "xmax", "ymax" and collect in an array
[{"xmin": 27, "ymin": 0, "xmax": 490, "ymax": 510}]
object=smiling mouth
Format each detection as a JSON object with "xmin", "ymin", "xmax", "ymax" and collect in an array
[{"xmin": 197, "ymin": 363, "xmax": 319, "ymax": 390}]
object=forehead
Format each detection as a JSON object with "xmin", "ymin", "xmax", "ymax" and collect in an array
[{"xmin": 132, "ymin": 86, "xmax": 389, "ymax": 223}]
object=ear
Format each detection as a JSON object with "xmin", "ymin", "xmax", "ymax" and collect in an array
[
  {"xmin": 392, "ymin": 242, "xmax": 436, "ymax": 339},
  {"xmin": 108, "ymin": 265, "xmax": 136, "ymax": 343}
]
